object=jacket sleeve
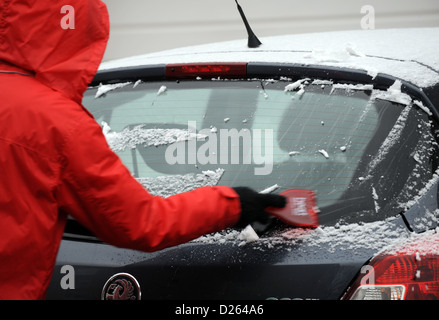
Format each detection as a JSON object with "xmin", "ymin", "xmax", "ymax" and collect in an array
[{"xmin": 56, "ymin": 109, "xmax": 241, "ymax": 252}]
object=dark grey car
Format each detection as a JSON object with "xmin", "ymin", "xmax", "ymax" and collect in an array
[{"xmin": 47, "ymin": 29, "xmax": 439, "ymax": 300}]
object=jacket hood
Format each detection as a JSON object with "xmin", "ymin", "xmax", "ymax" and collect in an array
[{"xmin": 0, "ymin": 0, "xmax": 109, "ymax": 103}]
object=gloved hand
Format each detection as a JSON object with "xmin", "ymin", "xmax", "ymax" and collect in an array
[{"xmin": 233, "ymin": 187, "xmax": 286, "ymax": 228}]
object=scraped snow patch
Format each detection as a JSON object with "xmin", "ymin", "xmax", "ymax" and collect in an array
[
  {"xmin": 102, "ymin": 122, "xmax": 207, "ymax": 152},
  {"xmin": 137, "ymin": 168, "xmax": 225, "ymax": 198},
  {"xmin": 193, "ymin": 217, "xmax": 413, "ymax": 256},
  {"xmin": 238, "ymin": 225, "xmax": 260, "ymax": 246}
]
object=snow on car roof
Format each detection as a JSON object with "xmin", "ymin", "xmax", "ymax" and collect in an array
[{"xmin": 100, "ymin": 28, "xmax": 439, "ymax": 88}]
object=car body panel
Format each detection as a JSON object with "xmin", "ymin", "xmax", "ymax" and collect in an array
[{"xmin": 48, "ymin": 214, "xmax": 411, "ymax": 300}]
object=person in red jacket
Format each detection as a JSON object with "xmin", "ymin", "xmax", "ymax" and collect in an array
[{"xmin": 0, "ymin": 0, "xmax": 285, "ymax": 299}]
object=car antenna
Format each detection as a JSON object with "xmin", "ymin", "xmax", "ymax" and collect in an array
[{"xmin": 235, "ymin": 0, "xmax": 262, "ymax": 48}]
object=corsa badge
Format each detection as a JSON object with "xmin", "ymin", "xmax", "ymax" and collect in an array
[{"xmin": 101, "ymin": 273, "xmax": 141, "ymax": 300}]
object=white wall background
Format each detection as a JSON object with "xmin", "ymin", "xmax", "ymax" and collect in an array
[{"xmin": 101, "ymin": 0, "xmax": 439, "ymax": 61}]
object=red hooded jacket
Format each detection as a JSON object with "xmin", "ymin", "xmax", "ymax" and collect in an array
[{"xmin": 0, "ymin": 0, "xmax": 241, "ymax": 299}]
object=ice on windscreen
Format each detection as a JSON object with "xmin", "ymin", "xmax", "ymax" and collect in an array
[
  {"xmin": 136, "ymin": 168, "xmax": 225, "ymax": 198},
  {"xmin": 95, "ymin": 82, "xmax": 131, "ymax": 99},
  {"xmin": 363, "ymin": 103, "xmax": 411, "ymax": 178},
  {"xmin": 102, "ymin": 121, "xmax": 207, "ymax": 152},
  {"xmin": 318, "ymin": 149, "xmax": 329, "ymax": 159},
  {"xmin": 259, "ymin": 184, "xmax": 280, "ymax": 194},
  {"xmin": 414, "ymin": 100, "xmax": 432, "ymax": 116},
  {"xmin": 93, "ymin": 78, "xmax": 438, "ymax": 256},
  {"xmin": 157, "ymin": 85, "xmax": 167, "ymax": 96},
  {"xmin": 312, "ymin": 79, "xmax": 333, "ymax": 86},
  {"xmin": 329, "ymin": 79, "xmax": 427, "ymax": 181},
  {"xmin": 284, "ymin": 78, "xmax": 309, "ymax": 99},
  {"xmin": 330, "ymin": 83, "xmax": 373, "ymax": 94},
  {"xmin": 284, "ymin": 79, "xmax": 309, "ymax": 92},
  {"xmin": 371, "ymin": 80, "xmax": 412, "ymax": 106},
  {"xmin": 372, "ymin": 187, "xmax": 380, "ymax": 213},
  {"xmin": 399, "ymin": 172, "xmax": 439, "ymax": 212},
  {"xmin": 193, "ymin": 79, "xmax": 438, "ymax": 253}
]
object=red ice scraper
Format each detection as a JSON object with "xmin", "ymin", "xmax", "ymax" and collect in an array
[{"xmin": 268, "ymin": 189, "xmax": 320, "ymax": 228}]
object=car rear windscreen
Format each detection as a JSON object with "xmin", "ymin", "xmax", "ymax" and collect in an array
[{"xmin": 83, "ymin": 79, "xmax": 439, "ymax": 225}]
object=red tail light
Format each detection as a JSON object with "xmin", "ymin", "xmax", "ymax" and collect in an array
[
  {"xmin": 343, "ymin": 235, "xmax": 439, "ymax": 300},
  {"xmin": 166, "ymin": 63, "xmax": 247, "ymax": 79}
]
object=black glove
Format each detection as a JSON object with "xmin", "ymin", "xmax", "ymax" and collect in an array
[{"xmin": 233, "ymin": 187, "xmax": 286, "ymax": 228}]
